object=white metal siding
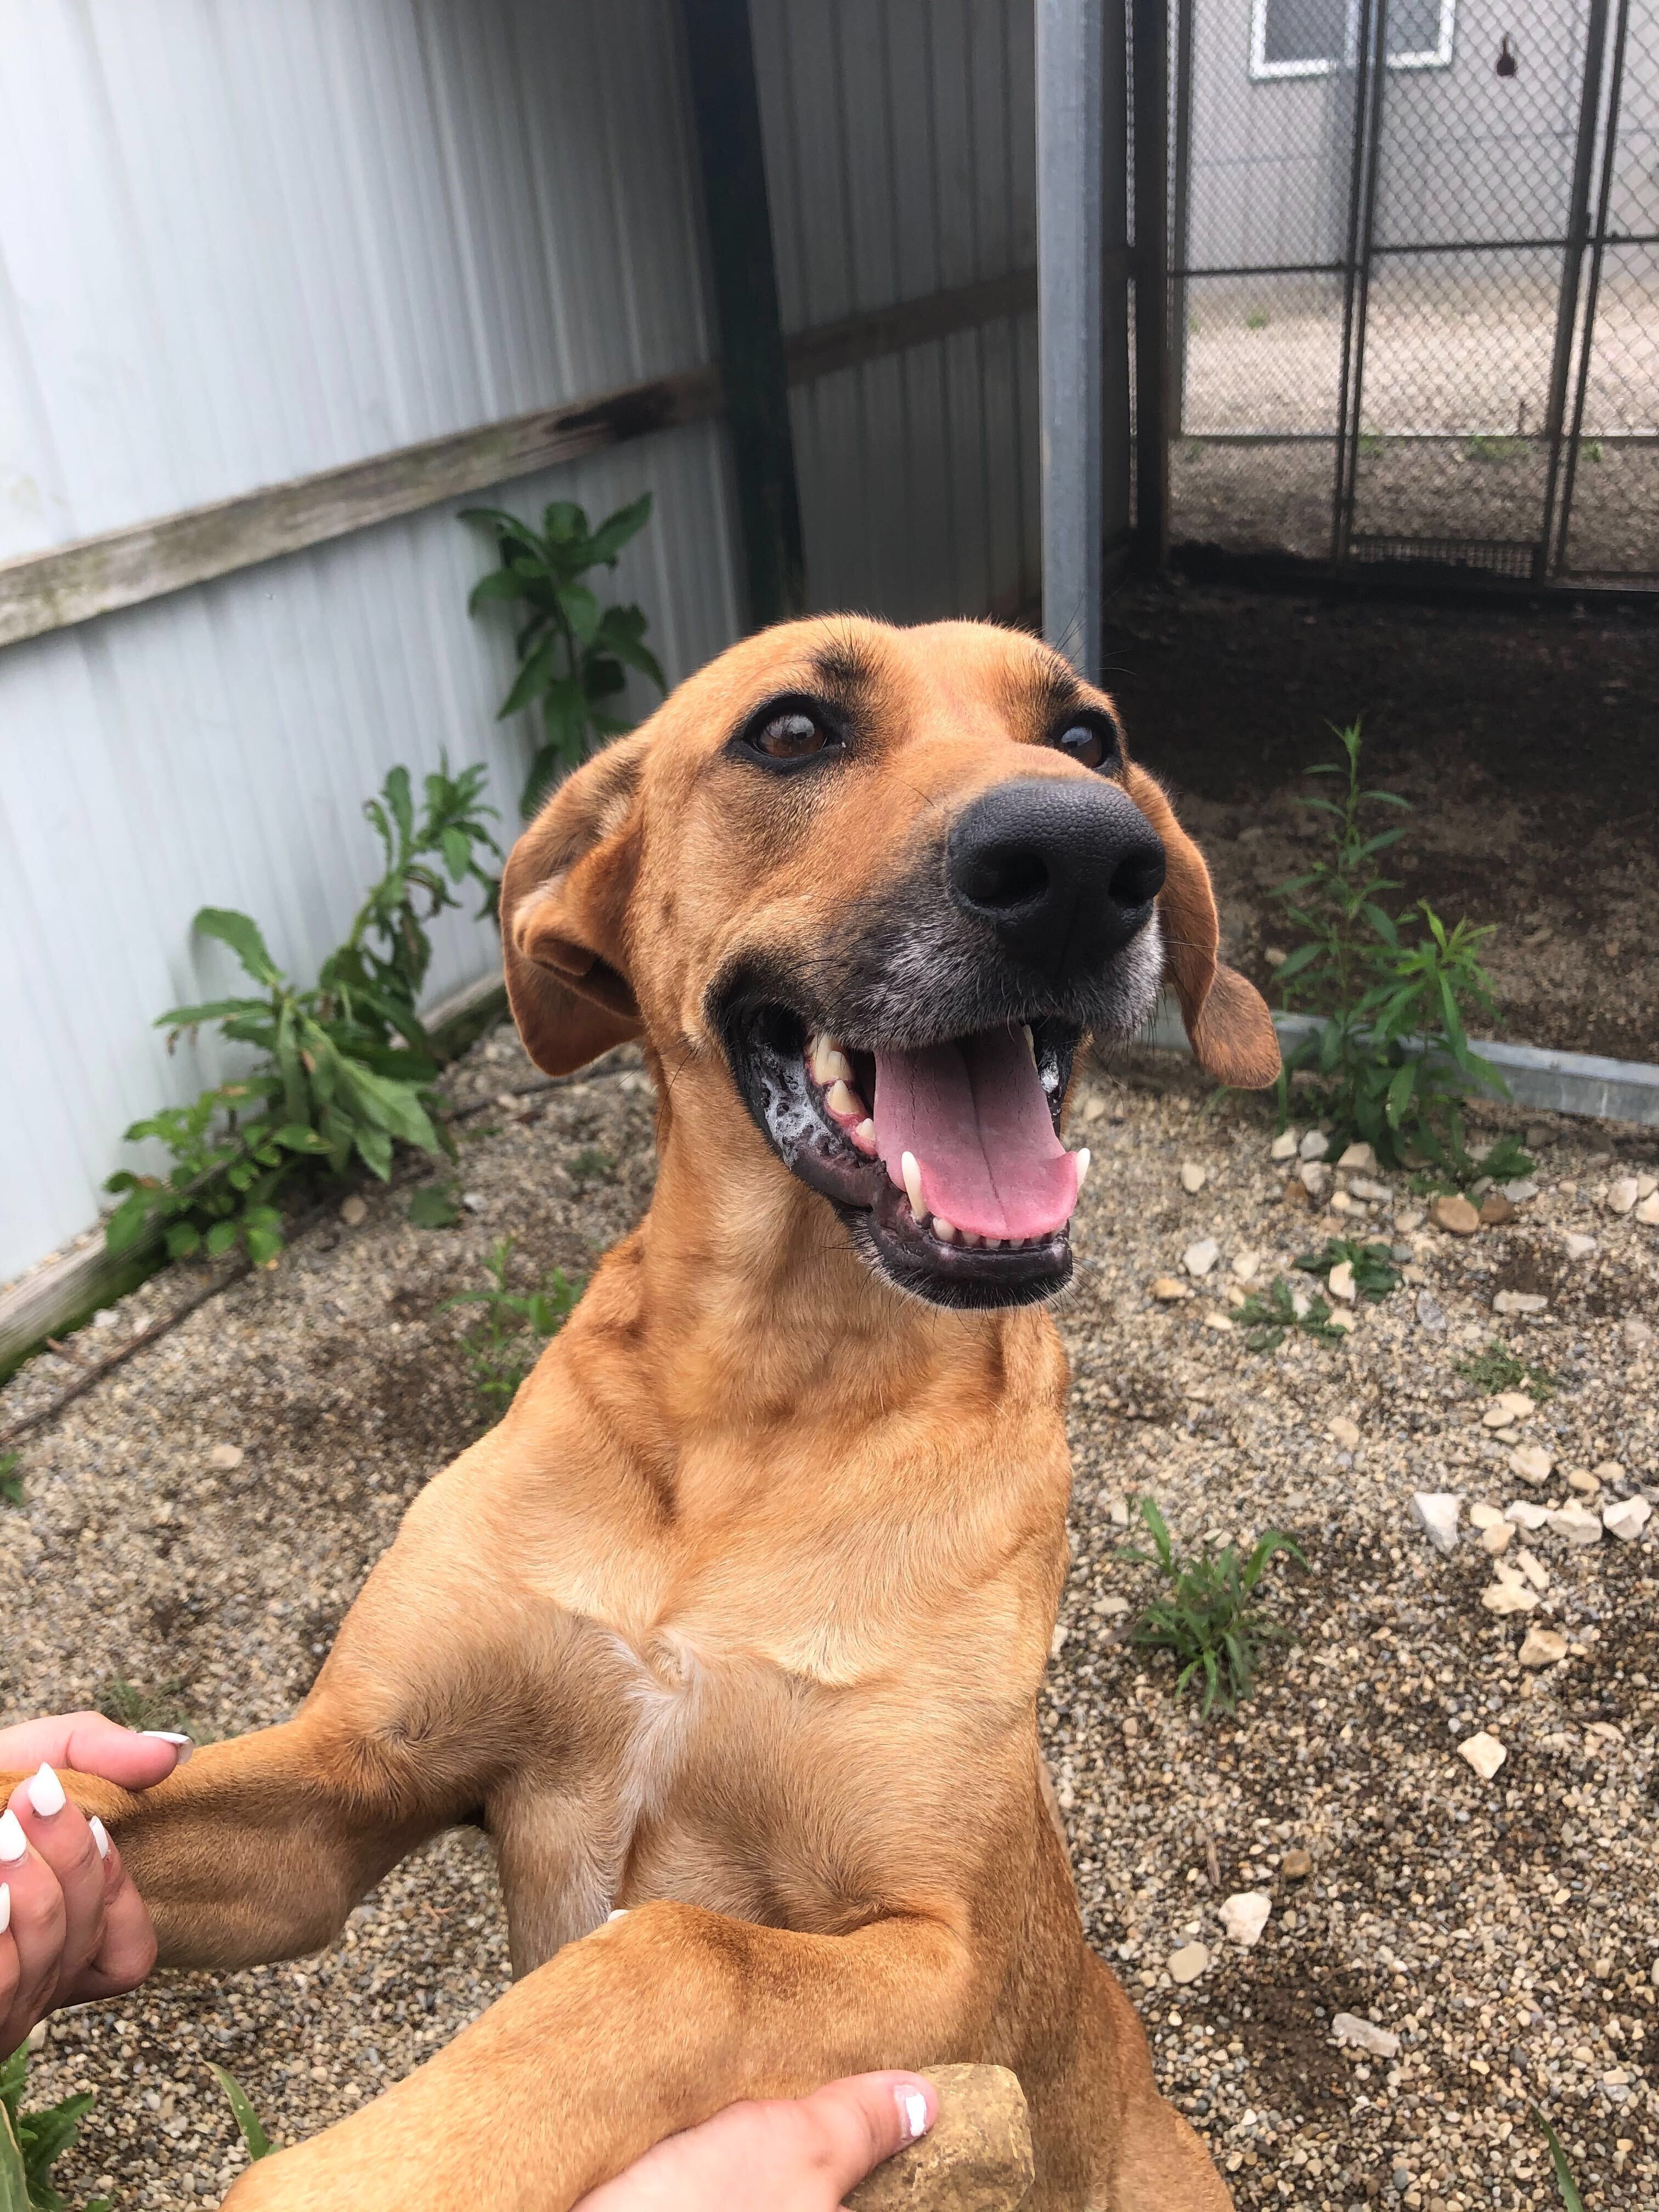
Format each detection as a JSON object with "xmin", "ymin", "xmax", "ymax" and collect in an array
[
  {"xmin": 751, "ymin": 0, "xmax": 1041, "ymax": 623},
  {"xmin": 0, "ymin": 0, "xmax": 743, "ymax": 1282}
]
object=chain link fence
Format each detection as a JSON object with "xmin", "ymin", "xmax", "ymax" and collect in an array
[{"xmin": 1161, "ymin": 0, "xmax": 1659, "ymax": 584}]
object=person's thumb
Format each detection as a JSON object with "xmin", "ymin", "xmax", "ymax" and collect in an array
[{"xmin": 793, "ymin": 2070, "xmax": 936, "ymax": 2199}]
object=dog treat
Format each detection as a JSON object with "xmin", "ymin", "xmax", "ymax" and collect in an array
[{"xmin": 846, "ymin": 2066, "xmax": 1034, "ymax": 2210}]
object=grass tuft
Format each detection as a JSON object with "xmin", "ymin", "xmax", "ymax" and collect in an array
[
  {"xmin": 1295, "ymin": 1235, "xmax": 1402, "ymax": 1301},
  {"xmin": 443, "ymin": 1237, "xmax": 582, "ymax": 1410},
  {"xmin": 1457, "ymin": 1339, "xmax": 1557, "ymax": 1402},
  {"xmin": 0, "ymin": 2043, "xmax": 111, "ymax": 2211},
  {"xmin": 1116, "ymin": 1498, "xmax": 1304, "ymax": 1718}
]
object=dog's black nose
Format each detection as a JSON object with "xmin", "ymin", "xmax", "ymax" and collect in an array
[{"xmin": 947, "ymin": 776, "xmax": 1166, "ymax": 980}]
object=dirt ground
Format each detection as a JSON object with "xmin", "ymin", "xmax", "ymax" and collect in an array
[
  {"xmin": 1097, "ymin": 578, "xmax": 1659, "ymax": 1065},
  {"xmin": 3, "ymin": 1017, "xmax": 1656, "ymax": 2212}
]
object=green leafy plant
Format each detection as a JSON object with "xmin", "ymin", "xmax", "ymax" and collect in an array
[
  {"xmin": 1234, "ymin": 1276, "xmax": 1345, "ymax": 1354},
  {"xmin": 1272, "ymin": 721, "xmax": 1509, "ymax": 1175},
  {"xmin": 462, "ymin": 494, "xmax": 664, "ymax": 816},
  {"xmin": 1295, "ymin": 1235, "xmax": 1401, "ymax": 1301},
  {"xmin": 103, "ymin": 763, "xmax": 500, "ymax": 1271},
  {"xmin": 1464, "ymin": 433, "xmax": 1519, "ymax": 464},
  {"xmin": 0, "ymin": 2045, "xmax": 111, "ymax": 2212},
  {"xmin": 568, "ymin": 1146, "xmax": 616, "ymax": 1184},
  {"xmin": 1458, "ymin": 1339, "xmax": 1557, "ymax": 1403},
  {"xmin": 1533, "ymin": 2110, "xmax": 1585, "ymax": 2211},
  {"xmin": 1245, "ymin": 307, "xmax": 1271, "ymax": 330},
  {"xmin": 407, "ymin": 1181, "xmax": 463, "ymax": 1230},
  {"xmin": 443, "ymin": 1238, "xmax": 582, "ymax": 1410},
  {"xmin": 1116, "ymin": 1498, "xmax": 1304, "ymax": 1718},
  {"xmin": 210, "ymin": 2067, "xmax": 274, "ymax": 2163},
  {"xmin": 0, "ymin": 1452, "xmax": 21, "ymax": 1509}
]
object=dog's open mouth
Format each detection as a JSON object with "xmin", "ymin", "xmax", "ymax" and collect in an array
[{"xmin": 724, "ymin": 1003, "xmax": 1086, "ymax": 1308}]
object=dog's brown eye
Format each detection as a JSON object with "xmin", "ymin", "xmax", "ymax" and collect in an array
[
  {"xmin": 755, "ymin": 711, "xmax": 830, "ymax": 760},
  {"xmin": 1056, "ymin": 719, "xmax": 1115, "ymax": 771}
]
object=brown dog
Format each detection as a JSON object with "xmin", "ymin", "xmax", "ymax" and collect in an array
[{"xmin": 31, "ymin": 618, "xmax": 1278, "ymax": 2209}]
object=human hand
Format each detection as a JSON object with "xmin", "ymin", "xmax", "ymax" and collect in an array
[
  {"xmin": 572, "ymin": 2071, "xmax": 937, "ymax": 2211},
  {"xmin": 0, "ymin": 1712, "xmax": 191, "ymax": 2055}
]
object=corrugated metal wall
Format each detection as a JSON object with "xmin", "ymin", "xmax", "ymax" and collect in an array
[
  {"xmin": 0, "ymin": 0, "xmax": 1042, "ymax": 1286},
  {"xmin": 752, "ymin": 0, "xmax": 1040, "ymax": 623},
  {"xmin": 0, "ymin": 0, "xmax": 743, "ymax": 1283}
]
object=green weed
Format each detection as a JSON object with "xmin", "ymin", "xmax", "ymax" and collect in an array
[
  {"xmin": 1533, "ymin": 2110, "xmax": 1585, "ymax": 2210},
  {"xmin": 210, "ymin": 2067, "xmax": 274, "ymax": 2163},
  {"xmin": 568, "ymin": 1147, "xmax": 616, "ymax": 1184},
  {"xmin": 444, "ymin": 1238, "xmax": 582, "ymax": 1410},
  {"xmin": 1295, "ymin": 1235, "xmax": 1401, "ymax": 1301},
  {"xmin": 1116, "ymin": 1498, "xmax": 1304, "ymax": 1718},
  {"xmin": 104, "ymin": 763, "xmax": 500, "ymax": 1272},
  {"xmin": 0, "ymin": 2044, "xmax": 111, "ymax": 2211},
  {"xmin": 97, "ymin": 1675, "xmax": 196, "ymax": 1739},
  {"xmin": 0, "ymin": 1452, "xmax": 20, "ymax": 1508},
  {"xmin": 1245, "ymin": 307, "xmax": 1271, "ymax": 330},
  {"xmin": 1409, "ymin": 1129, "xmax": 1534, "ymax": 1196},
  {"xmin": 1234, "ymin": 1276, "xmax": 1345, "ymax": 1353},
  {"xmin": 462, "ymin": 494, "xmax": 665, "ymax": 817},
  {"xmin": 1272, "ymin": 721, "xmax": 1509, "ymax": 1175},
  {"xmin": 1457, "ymin": 1340, "xmax": 1557, "ymax": 1402},
  {"xmin": 407, "ymin": 1181, "xmax": 463, "ymax": 1230},
  {"xmin": 1464, "ymin": 433, "xmax": 1519, "ymax": 464}
]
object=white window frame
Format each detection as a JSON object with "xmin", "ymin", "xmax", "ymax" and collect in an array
[{"xmin": 1249, "ymin": 0, "xmax": 1455, "ymax": 82}]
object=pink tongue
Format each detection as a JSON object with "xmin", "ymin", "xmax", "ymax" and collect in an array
[{"xmin": 872, "ymin": 1028, "xmax": 1079, "ymax": 1240}]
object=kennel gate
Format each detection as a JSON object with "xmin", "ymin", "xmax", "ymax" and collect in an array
[{"xmin": 1165, "ymin": 0, "xmax": 1659, "ymax": 585}]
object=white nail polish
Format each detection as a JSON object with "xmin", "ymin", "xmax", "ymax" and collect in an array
[
  {"xmin": 142, "ymin": 1731, "xmax": 194, "ymax": 1765},
  {"xmin": 0, "ymin": 1883, "xmax": 9, "ymax": 1933},
  {"xmin": 0, "ymin": 1810, "xmax": 25, "ymax": 1863},
  {"xmin": 89, "ymin": 1816, "xmax": 110, "ymax": 1860},
  {"xmin": 27, "ymin": 1764, "xmax": 67, "ymax": 1818},
  {"xmin": 901, "ymin": 2089, "xmax": 929, "ymax": 2140}
]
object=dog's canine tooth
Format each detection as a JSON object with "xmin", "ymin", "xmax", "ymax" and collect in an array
[
  {"xmin": 825, "ymin": 1079, "xmax": 861, "ymax": 1119},
  {"xmin": 900, "ymin": 1151, "xmax": 926, "ymax": 1217},
  {"xmin": 932, "ymin": 1216, "xmax": 957, "ymax": 1243},
  {"xmin": 1022, "ymin": 1023, "xmax": 1035, "ymax": 1055},
  {"xmin": 851, "ymin": 1117, "xmax": 878, "ymax": 1154},
  {"xmin": 1074, "ymin": 1146, "xmax": 1092, "ymax": 1193},
  {"xmin": 821, "ymin": 1046, "xmax": 854, "ymax": 1084}
]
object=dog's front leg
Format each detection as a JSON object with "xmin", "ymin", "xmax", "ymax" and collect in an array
[{"xmin": 219, "ymin": 1898, "xmax": 986, "ymax": 2211}]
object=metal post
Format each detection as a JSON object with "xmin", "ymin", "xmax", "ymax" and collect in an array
[
  {"xmin": 1167, "ymin": 0, "xmax": 1195, "ymax": 439},
  {"xmin": 1133, "ymin": 0, "xmax": 1171, "ymax": 572},
  {"xmin": 1537, "ymin": 0, "xmax": 1612, "ymax": 583},
  {"xmin": 1551, "ymin": 0, "xmax": 1626, "ymax": 580},
  {"xmin": 1331, "ymin": 0, "xmax": 1387, "ymax": 564},
  {"xmin": 1037, "ymin": 0, "xmax": 1106, "ymax": 679},
  {"xmin": 678, "ymin": 0, "xmax": 806, "ymax": 628}
]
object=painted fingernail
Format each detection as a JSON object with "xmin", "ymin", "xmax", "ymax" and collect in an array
[
  {"xmin": 899, "ymin": 2087, "xmax": 930, "ymax": 2141},
  {"xmin": 89, "ymin": 1816, "xmax": 110, "ymax": 1860},
  {"xmin": 0, "ymin": 1810, "xmax": 25, "ymax": 1863},
  {"xmin": 27, "ymin": 1764, "xmax": 67, "ymax": 1818},
  {"xmin": 142, "ymin": 1731, "xmax": 194, "ymax": 1765},
  {"xmin": 0, "ymin": 1883, "xmax": 9, "ymax": 1934}
]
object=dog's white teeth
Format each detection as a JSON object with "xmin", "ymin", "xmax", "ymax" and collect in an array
[
  {"xmin": 825, "ymin": 1079, "xmax": 862, "ymax": 1120},
  {"xmin": 851, "ymin": 1117, "xmax": 878, "ymax": 1155},
  {"xmin": 932, "ymin": 1215, "xmax": 957, "ymax": 1243},
  {"xmin": 1074, "ymin": 1146, "xmax": 1092, "ymax": 1193},
  {"xmin": 822, "ymin": 1047, "xmax": 854, "ymax": 1084},
  {"xmin": 984, "ymin": 1235, "xmax": 1002, "ymax": 1250},
  {"xmin": 961, "ymin": 1229, "xmax": 982, "ymax": 1247},
  {"xmin": 806, "ymin": 1033, "xmax": 853, "ymax": 1086},
  {"xmin": 900, "ymin": 1150, "xmax": 926, "ymax": 1217}
]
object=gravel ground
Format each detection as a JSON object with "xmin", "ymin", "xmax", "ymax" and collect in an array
[{"xmin": 3, "ymin": 1022, "xmax": 1656, "ymax": 2212}]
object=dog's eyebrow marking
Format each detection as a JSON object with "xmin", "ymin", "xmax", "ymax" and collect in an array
[{"xmin": 809, "ymin": 634, "xmax": 881, "ymax": 706}]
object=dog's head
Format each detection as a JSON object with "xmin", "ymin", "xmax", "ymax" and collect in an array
[{"xmin": 501, "ymin": 618, "xmax": 1277, "ymax": 1311}]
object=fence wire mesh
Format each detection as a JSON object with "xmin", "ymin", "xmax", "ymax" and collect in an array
[{"xmin": 1159, "ymin": 0, "xmax": 1659, "ymax": 584}]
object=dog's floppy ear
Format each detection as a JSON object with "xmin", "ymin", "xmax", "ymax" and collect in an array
[
  {"xmin": 500, "ymin": 731, "xmax": 651, "ymax": 1076},
  {"xmin": 1120, "ymin": 760, "xmax": 1281, "ymax": 1090}
]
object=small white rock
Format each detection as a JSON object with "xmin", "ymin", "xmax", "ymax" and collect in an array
[
  {"xmin": 1094, "ymin": 1594, "xmax": 1132, "ymax": 1618},
  {"xmin": 1183, "ymin": 1238, "xmax": 1219, "ymax": 1278},
  {"xmin": 1328, "ymin": 1415, "xmax": 1361, "ymax": 1450},
  {"xmin": 1396, "ymin": 1207, "xmax": 1425, "ymax": 1234},
  {"xmin": 1410, "ymin": 1492, "xmax": 1462, "ymax": 1554},
  {"xmin": 1494, "ymin": 1290, "xmax": 1548, "ymax": 1316},
  {"xmin": 1481, "ymin": 1577, "xmax": 1537, "ymax": 1615},
  {"xmin": 1509, "ymin": 1444, "xmax": 1554, "ymax": 1487},
  {"xmin": 1639, "ymin": 1173, "xmax": 1658, "ymax": 1200},
  {"xmin": 1299, "ymin": 1129, "xmax": 1330, "ymax": 1161},
  {"xmin": 1495, "ymin": 1390, "xmax": 1534, "ymax": 1423},
  {"xmin": 1546, "ymin": 1504, "xmax": 1603, "ymax": 1548},
  {"xmin": 338, "ymin": 1194, "xmax": 369, "ymax": 1227},
  {"xmin": 1637, "ymin": 1193, "xmax": 1659, "ymax": 1227},
  {"xmin": 1481, "ymin": 1521, "xmax": 1514, "ymax": 1556},
  {"xmin": 91, "ymin": 1307, "xmax": 120, "ymax": 1330},
  {"xmin": 1515, "ymin": 1547, "xmax": 1549, "ymax": 1591},
  {"xmin": 1328, "ymin": 1310, "xmax": 1355, "ymax": 1333},
  {"xmin": 1607, "ymin": 1176, "xmax": 1639, "ymax": 1216},
  {"xmin": 1468, "ymin": 1502, "xmax": 1505, "ymax": 1529},
  {"xmin": 1337, "ymin": 1141, "xmax": 1376, "ymax": 1172},
  {"xmin": 1231, "ymin": 1249, "xmax": 1260, "ymax": 1281},
  {"xmin": 1180, "ymin": 1161, "xmax": 1207, "ymax": 1194},
  {"xmin": 1505, "ymin": 1499, "xmax": 1550, "ymax": 1531},
  {"xmin": 1328, "ymin": 1259, "xmax": 1357, "ymax": 1304},
  {"xmin": 1332, "ymin": 2013, "xmax": 1401, "ymax": 2059},
  {"xmin": 1348, "ymin": 1176, "xmax": 1391, "ymax": 1202},
  {"xmin": 1503, "ymin": 1179, "xmax": 1539, "ymax": 1204},
  {"xmin": 1270, "ymin": 1128, "xmax": 1299, "ymax": 1162},
  {"xmin": 462, "ymin": 1190, "xmax": 487, "ymax": 1214},
  {"xmin": 1564, "ymin": 1232, "xmax": 1597, "ymax": 1260},
  {"xmin": 1604, "ymin": 1496, "xmax": 1652, "ymax": 1544},
  {"xmin": 1624, "ymin": 1316, "xmax": 1654, "ymax": 1353},
  {"xmin": 1518, "ymin": 1623, "xmax": 1568, "ymax": 1668},
  {"xmin": 1220, "ymin": 1892, "xmax": 1272, "ymax": 1948},
  {"xmin": 1458, "ymin": 1730, "xmax": 1508, "ymax": 1779},
  {"xmin": 1299, "ymin": 1160, "xmax": 1330, "ymax": 1197},
  {"xmin": 208, "ymin": 1442, "xmax": 244, "ymax": 1472}
]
